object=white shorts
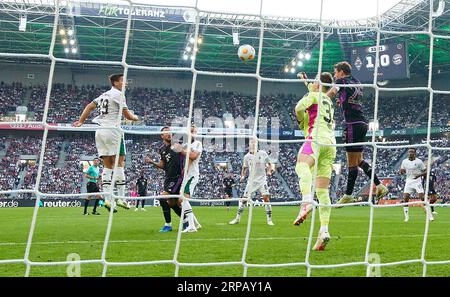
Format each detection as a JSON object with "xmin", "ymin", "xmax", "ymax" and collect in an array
[
  {"xmin": 404, "ymin": 180, "xmax": 424, "ymax": 195},
  {"xmin": 243, "ymin": 181, "xmax": 270, "ymax": 198},
  {"xmin": 95, "ymin": 129, "xmax": 125, "ymax": 157}
]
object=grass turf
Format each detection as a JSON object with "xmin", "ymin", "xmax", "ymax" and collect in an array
[{"xmin": 0, "ymin": 205, "xmax": 449, "ymax": 277}]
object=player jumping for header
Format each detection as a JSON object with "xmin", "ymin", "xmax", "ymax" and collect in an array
[
  {"xmin": 326, "ymin": 62, "xmax": 388, "ymax": 205},
  {"xmin": 74, "ymin": 73, "xmax": 139, "ymax": 212},
  {"xmin": 294, "ymin": 72, "xmax": 336, "ymax": 251}
]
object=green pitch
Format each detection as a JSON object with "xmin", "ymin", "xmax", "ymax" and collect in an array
[{"xmin": 1, "ymin": 205, "xmax": 449, "ymax": 277}]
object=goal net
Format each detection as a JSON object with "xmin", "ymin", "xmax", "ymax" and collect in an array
[{"xmin": 0, "ymin": 0, "xmax": 449, "ymax": 277}]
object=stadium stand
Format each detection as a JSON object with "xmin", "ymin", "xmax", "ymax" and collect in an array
[{"xmin": 0, "ymin": 83, "xmax": 449, "ymax": 203}]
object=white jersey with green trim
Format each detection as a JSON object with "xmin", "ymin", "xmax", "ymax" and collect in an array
[
  {"xmin": 184, "ymin": 140, "xmax": 203, "ymax": 180},
  {"xmin": 92, "ymin": 87, "xmax": 128, "ymax": 127}
]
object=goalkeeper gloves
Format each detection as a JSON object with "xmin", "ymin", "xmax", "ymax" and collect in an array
[{"xmin": 298, "ymin": 72, "xmax": 314, "ymax": 92}]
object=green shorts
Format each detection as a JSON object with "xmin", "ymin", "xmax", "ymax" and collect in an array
[
  {"xmin": 183, "ymin": 176, "xmax": 198, "ymax": 196},
  {"xmin": 119, "ymin": 138, "xmax": 125, "ymax": 156}
]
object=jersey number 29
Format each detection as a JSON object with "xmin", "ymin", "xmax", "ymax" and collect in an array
[{"xmin": 100, "ymin": 98, "xmax": 109, "ymax": 115}]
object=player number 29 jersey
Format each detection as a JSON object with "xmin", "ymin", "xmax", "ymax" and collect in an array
[{"xmin": 92, "ymin": 87, "xmax": 128, "ymax": 127}]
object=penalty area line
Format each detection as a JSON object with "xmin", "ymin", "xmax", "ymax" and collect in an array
[{"xmin": 0, "ymin": 233, "xmax": 448, "ymax": 246}]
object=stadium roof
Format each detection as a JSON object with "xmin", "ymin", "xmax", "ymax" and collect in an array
[
  {"xmin": 0, "ymin": 0, "xmax": 449, "ymax": 77},
  {"xmin": 0, "ymin": 0, "xmax": 421, "ymax": 22},
  {"xmin": 85, "ymin": 0, "xmax": 408, "ymax": 22}
]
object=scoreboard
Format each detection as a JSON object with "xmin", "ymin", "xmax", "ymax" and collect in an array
[{"xmin": 350, "ymin": 42, "xmax": 409, "ymax": 82}]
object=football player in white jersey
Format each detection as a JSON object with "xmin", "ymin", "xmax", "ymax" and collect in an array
[
  {"xmin": 74, "ymin": 74, "xmax": 139, "ymax": 212},
  {"xmin": 229, "ymin": 139, "xmax": 275, "ymax": 226},
  {"xmin": 400, "ymin": 148, "xmax": 434, "ymax": 222},
  {"xmin": 172, "ymin": 125, "xmax": 202, "ymax": 233}
]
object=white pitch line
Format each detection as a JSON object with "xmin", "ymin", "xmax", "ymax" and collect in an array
[{"xmin": 0, "ymin": 233, "xmax": 449, "ymax": 247}]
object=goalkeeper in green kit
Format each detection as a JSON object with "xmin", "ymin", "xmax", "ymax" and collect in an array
[{"xmin": 293, "ymin": 71, "xmax": 336, "ymax": 251}]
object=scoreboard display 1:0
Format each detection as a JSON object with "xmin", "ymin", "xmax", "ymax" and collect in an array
[{"xmin": 350, "ymin": 42, "xmax": 409, "ymax": 82}]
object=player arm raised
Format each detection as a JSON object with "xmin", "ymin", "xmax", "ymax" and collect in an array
[
  {"xmin": 74, "ymin": 102, "xmax": 96, "ymax": 127},
  {"xmin": 326, "ymin": 77, "xmax": 341, "ymax": 99},
  {"xmin": 145, "ymin": 157, "xmax": 165, "ymax": 170},
  {"xmin": 173, "ymin": 144, "xmax": 200, "ymax": 161},
  {"xmin": 74, "ymin": 98, "xmax": 138, "ymax": 127},
  {"xmin": 297, "ymin": 72, "xmax": 314, "ymax": 91},
  {"xmin": 326, "ymin": 86, "xmax": 339, "ymax": 99}
]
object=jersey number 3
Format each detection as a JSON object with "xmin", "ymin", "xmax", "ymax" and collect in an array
[
  {"xmin": 100, "ymin": 98, "xmax": 109, "ymax": 115},
  {"xmin": 322, "ymin": 100, "xmax": 333, "ymax": 129}
]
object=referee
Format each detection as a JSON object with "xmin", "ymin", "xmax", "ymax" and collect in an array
[
  {"xmin": 136, "ymin": 171, "xmax": 148, "ymax": 211},
  {"xmin": 83, "ymin": 157, "xmax": 102, "ymax": 215},
  {"xmin": 223, "ymin": 173, "xmax": 235, "ymax": 211}
]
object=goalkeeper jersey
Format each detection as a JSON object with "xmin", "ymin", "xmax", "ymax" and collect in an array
[{"xmin": 295, "ymin": 91, "xmax": 336, "ymax": 142}]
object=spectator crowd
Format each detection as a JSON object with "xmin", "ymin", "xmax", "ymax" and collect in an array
[{"xmin": 0, "ymin": 82, "xmax": 448, "ymax": 202}]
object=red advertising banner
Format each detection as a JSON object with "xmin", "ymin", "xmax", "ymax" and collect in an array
[
  {"xmin": 0, "ymin": 123, "xmax": 58, "ymax": 130},
  {"xmin": 378, "ymin": 199, "xmax": 443, "ymax": 206}
]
